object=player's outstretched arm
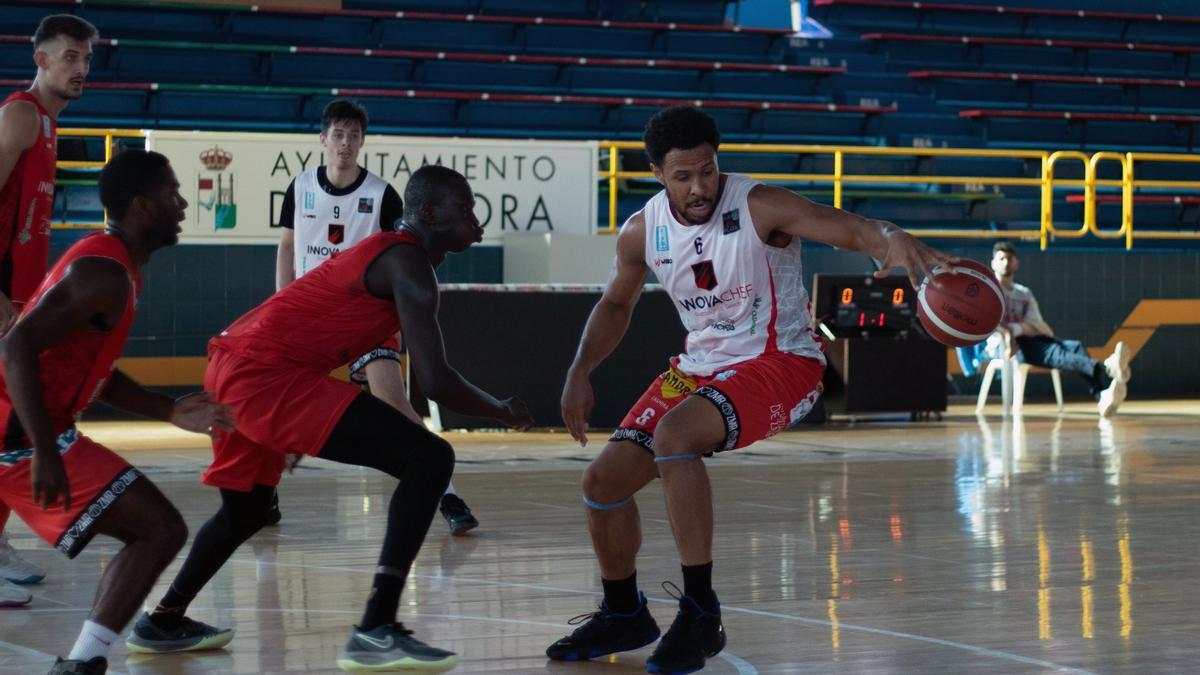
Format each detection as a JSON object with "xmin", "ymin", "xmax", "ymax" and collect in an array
[
  {"xmin": 561, "ymin": 212, "xmax": 651, "ymax": 446},
  {"xmin": 0, "ymin": 257, "xmax": 128, "ymax": 510},
  {"xmin": 749, "ymin": 184, "xmax": 955, "ymax": 290},
  {"xmin": 0, "ymin": 100, "xmax": 40, "ymax": 331},
  {"xmin": 371, "ymin": 244, "xmax": 533, "ymax": 430},
  {"xmin": 98, "ymin": 371, "xmax": 235, "ymax": 439}
]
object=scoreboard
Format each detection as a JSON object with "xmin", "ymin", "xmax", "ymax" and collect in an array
[{"xmin": 811, "ymin": 274, "xmax": 946, "ymax": 416}]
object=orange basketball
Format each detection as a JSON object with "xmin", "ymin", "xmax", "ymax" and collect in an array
[{"xmin": 917, "ymin": 258, "xmax": 1004, "ymax": 347}]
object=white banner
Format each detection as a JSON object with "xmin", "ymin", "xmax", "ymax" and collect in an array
[{"xmin": 145, "ymin": 131, "xmax": 599, "ymax": 245}]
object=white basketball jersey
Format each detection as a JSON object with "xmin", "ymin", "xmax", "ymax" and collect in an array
[
  {"xmin": 291, "ymin": 167, "xmax": 390, "ymax": 278},
  {"xmin": 642, "ymin": 173, "xmax": 824, "ymax": 376}
]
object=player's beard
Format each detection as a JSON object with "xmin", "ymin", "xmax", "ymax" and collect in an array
[{"xmin": 53, "ymin": 80, "xmax": 85, "ymax": 101}]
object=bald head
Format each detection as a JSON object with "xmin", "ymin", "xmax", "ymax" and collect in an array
[
  {"xmin": 400, "ymin": 165, "xmax": 482, "ymax": 254},
  {"xmin": 403, "ymin": 165, "xmax": 470, "ymax": 218}
]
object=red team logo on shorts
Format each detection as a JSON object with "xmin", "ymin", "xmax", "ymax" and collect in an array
[
  {"xmin": 328, "ymin": 224, "xmax": 345, "ymax": 245},
  {"xmin": 691, "ymin": 260, "xmax": 718, "ymax": 291}
]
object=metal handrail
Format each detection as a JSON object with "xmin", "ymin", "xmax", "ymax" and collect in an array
[
  {"xmin": 51, "ymin": 132, "xmax": 1200, "ymax": 247},
  {"xmin": 53, "ymin": 128, "xmax": 147, "ymax": 229},
  {"xmin": 597, "ymin": 141, "xmax": 1200, "ymax": 248}
]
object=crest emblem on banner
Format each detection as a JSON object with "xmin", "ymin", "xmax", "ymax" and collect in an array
[{"xmin": 197, "ymin": 146, "xmax": 237, "ymax": 230}]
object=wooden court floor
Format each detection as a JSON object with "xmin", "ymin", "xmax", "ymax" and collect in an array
[{"xmin": 2, "ymin": 400, "xmax": 1198, "ymax": 674}]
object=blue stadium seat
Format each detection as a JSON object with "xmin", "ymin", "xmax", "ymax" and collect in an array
[
  {"xmin": 114, "ymin": 48, "xmax": 264, "ymax": 85},
  {"xmin": 422, "ymin": 61, "xmax": 561, "ymax": 92},
  {"xmin": 158, "ymin": 91, "xmax": 299, "ymax": 123},
  {"xmin": 525, "ymin": 25, "xmax": 657, "ymax": 57},
  {"xmin": 78, "ymin": 6, "xmax": 225, "ymax": 42},
  {"xmin": 0, "ymin": 42, "xmax": 29, "ymax": 79},
  {"xmin": 229, "ymin": 14, "xmax": 373, "ymax": 48},
  {"xmin": 304, "ymin": 95, "xmax": 461, "ymax": 134},
  {"xmin": 380, "ymin": 20, "xmax": 519, "ymax": 53},
  {"xmin": 274, "ymin": 53, "xmax": 419, "ymax": 88},
  {"xmin": 664, "ymin": 32, "xmax": 781, "ymax": 61}
]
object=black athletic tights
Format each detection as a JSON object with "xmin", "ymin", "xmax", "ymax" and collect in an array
[{"xmin": 158, "ymin": 392, "xmax": 454, "ymax": 628}]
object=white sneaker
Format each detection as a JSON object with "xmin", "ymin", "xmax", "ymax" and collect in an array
[
  {"xmin": 0, "ymin": 532, "xmax": 45, "ymax": 584},
  {"xmin": 1103, "ymin": 341, "xmax": 1131, "ymax": 383},
  {"xmin": 1098, "ymin": 379, "xmax": 1127, "ymax": 418},
  {"xmin": 0, "ymin": 578, "xmax": 31, "ymax": 607}
]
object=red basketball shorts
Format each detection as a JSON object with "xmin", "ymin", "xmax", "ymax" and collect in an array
[
  {"xmin": 610, "ymin": 351, "xmax": 825, "ymax": 454},
  {"xmin": 201, "ymin": 347, "xmax": 361, "ymax": 492},
  {"xmin": 0, "ymin": 428, "xmax": 142, "ymax": 558}
]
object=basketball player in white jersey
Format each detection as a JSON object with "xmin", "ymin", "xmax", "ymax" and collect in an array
[
  {"xmin": 547, "ymin": 106, "xmax": 955, "ymax": 673},
  {"xmin": 274, "ymin": 99, "xmax": 479, "ymax": 535}
]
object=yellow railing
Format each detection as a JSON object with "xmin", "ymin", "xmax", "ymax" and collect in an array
[
  {"xmin": 53, "ymin": 132, "xmax": 1200, "ymax": 247},
  {"xmin": 597, "ymin": 141, "xmax": 1200, "ymax": 249},
  {"xmin": 53, "ymin": 128, "xmax": 147, "ymax": 229}
]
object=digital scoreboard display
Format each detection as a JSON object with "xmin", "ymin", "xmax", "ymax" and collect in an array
[{"xmin": 812, "ymin": 274, "xmax": 918, "ymax": 338}]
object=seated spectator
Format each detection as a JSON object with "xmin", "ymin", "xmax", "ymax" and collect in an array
[{"xmin": 987, "ymin": 242, "xmax": 1131, "ymax": 416}]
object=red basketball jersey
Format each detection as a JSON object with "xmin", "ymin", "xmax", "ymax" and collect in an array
[
  {"xmin": 0, "ymin": 232, "xmax": 141, "ymax": 447},
  {"xmin": 211, "ymin": 230, "xmax": 418, "ymax": 371},
  {"xmin": 0, "ymin": 91, "xmax": 58, "ymax": 308}
]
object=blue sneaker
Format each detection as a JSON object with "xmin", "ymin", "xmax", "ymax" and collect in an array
[
  {"xmin": 645, "ymin": 584, "xmax": 725, "ymax": 674},
  {"xmin": 546, "ymin": 592, "xmax": 661, "ymax": 661}
]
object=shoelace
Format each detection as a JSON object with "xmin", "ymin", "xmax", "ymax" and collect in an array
[
  {"xmin": 661, "ymin": 580, "xmax": 684, "ymax": 601},
  {"xmin": 566, "ymin": 607, "xmax": 605, "ymax": 626},
  {"xmin": 390, "ymin": 622, "xmax": 416, "ymax": 638}
]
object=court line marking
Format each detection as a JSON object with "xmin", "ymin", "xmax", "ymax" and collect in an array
[
  {"xmin": 0, "ymin": 639, "xmax": 126, "ymax": 675},
  {"xmin": 223, "ymin": 559, "xmax": 1097, "ymax": 674}
]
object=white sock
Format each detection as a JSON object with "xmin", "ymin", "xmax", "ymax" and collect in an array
[
  {"xmin": 443, "ymin": 482, "xmax": 457, "ymax": 497},
  {"xmin": 68, "ymin": 620, "xmax": 119, "ymax": 661}
]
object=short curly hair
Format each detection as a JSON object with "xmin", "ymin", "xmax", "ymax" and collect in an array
[
  {"xmin": 99, "ymin": 150, "xmax": 171, "ymax": 221},
  {"xmin": 643, "ymin": 106, "xmax": 721, "ymax": 166}
]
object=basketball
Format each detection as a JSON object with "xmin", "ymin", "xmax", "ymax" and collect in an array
[{"xmin": 917, "ymin": 258, "xmax": 1004, "ymax": 347}]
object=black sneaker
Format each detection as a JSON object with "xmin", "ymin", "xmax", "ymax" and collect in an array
[
  {"xmin": 336, "ymin": 622, "xmax": 458, "ymax": 672},
  {"xmin": 546, "ymin": 592, "xmax": 661, "ymax": 661},
  {"xmin": 439, "ymin": 494, "xmax": 479, "ymax": 536},
  {"xmin": 47, "ymin": 657, "xmax": 106, "ymax": 675},
  {"xmin": 125, "ymin": 612, "xmax": 235, "ymax": 653},
  {"xmin": 645, "ymin": 584, "xmax": 726, "ymax": 674},
  {"xmin": 266, "ymin": 490, "xmax": 282, "ymax": 526}
]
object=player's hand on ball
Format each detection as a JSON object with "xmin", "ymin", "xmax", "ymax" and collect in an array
[
  {"xmin": 875, "ymin": 226, "xmax": 957, "ymax": 289},
  {"xmin": 31, "ymin": 450, "xmax": 71, "ymax": 512},
  {"xmin": 171, "ymin": 391, "xmax": 236, "ymax": 439},
  {"xmin": 502, "ymin": 397, "xmax": 534, "ymax": 431},
  {"xmin": 561, "ymin": 372, "xmax": 594, "ymax": 447}
]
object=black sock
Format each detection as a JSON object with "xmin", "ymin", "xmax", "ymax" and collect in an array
[
  {"xmin": 601, "ymin": 572, "xmax": 640, "ymax": 615},
  {"xmin": 1090, "ymin": 363, "xmax": 1111, "ymax": 396},
  {"xmin": 149, "ymin": 587, "xmax": 193, "ymax": 631},
  {"xmin": 682, "ymin": 562, "xmax": 718, "ymax": 613},
  {"xmin": 360, "ymin": 572, "xmax": 405, "ymax": 631}
]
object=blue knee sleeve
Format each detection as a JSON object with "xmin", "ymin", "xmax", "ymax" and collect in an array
[
  {"xmin": 654, "ymin": 453, "xmax": 700, "ymax": 464},
  {"xmin": 582, "ymin": 494, "xmax": 632, "ymax": 511}
]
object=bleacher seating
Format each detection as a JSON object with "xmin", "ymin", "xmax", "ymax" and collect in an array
[{"xmin": 3, "ymin": 0, "xmax": 1197, "ymax": 239}]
